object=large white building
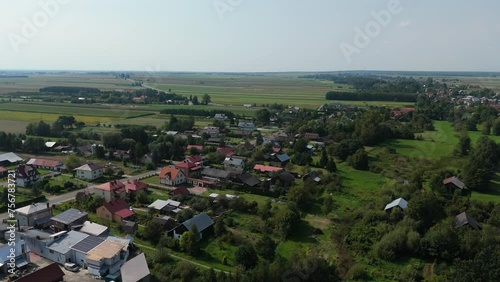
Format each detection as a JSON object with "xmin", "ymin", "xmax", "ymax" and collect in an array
[{"xmin": 74, "ymin": 163, "xmax": 103, "ymax": 181}]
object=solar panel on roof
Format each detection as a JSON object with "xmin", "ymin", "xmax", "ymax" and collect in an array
[{"xmin": 70, "ymin": 235, "xmax": 104, "ymax": 253}]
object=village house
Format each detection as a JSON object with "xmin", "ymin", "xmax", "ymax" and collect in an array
[
  {"xmin": 216, "ymin": 147, "xmax": 235, "ymax": 157},
  {"xmin": 175, "ymin": 161, "xmax": 202, "ymax": 178},
  {"xmin": 0, "ymin": 152, "xmax": 22, "ymax": 166},
  {"xmin": 124, "ymin": 179, "xmax": 148, "ymax": 195},
  {"xmin": 15, "ymin": 202, "xmax": 52, "ymax": 227},
  {"xmin": 238, "ymin": 122, "xmax": 256, "ymax": 132},
  {"xmin": 235, "ymin": 173, "xmax": 261, "ymax": 187},
  {"xmin": 455, "ymin": 212, "xmax": 482, "ymax": 230},
  {"xmin": 303, "ymin": 171, "xmax": 322, "ymax": 183},
  {"xmin": 96, "ymin": 199, "xmax": 135, "ymax": 223},
  {"xmin": 272, "ymin": 171, "xmax": 296, "ymax": 188},
  {"xmin": 26, "ymin": 158, "xmax": 66, "ymax": 172},
  {"xmin": 159, "ymin": 166, "xmax": 187, "ymax": 186},
  {"xmin": 94, "ymin": 180, "xmax": 127, "ymax": 203},
  {"xmin": 275, "ymin": 153, "xmax": 290, "ymax": 165},
  {"xmin": 50, "ymin": 208, "xmax": 88, "ymax": 232},
  {"xmin": 201, "ymin": 126, "xmax": 220, "ymax": 137},
  {"xmin": 384, "ymin": 198, "xmax": 408, "ymax": 211},
  {"xmin": 201, "ymin": 168, "xmax": 231, "ymax": 183},
  {"xmin": 223, "ymin": 156, "xmax": 246, "ymax": 171},
  {"xmin": 443, "ymin": 176, "xmax": 466, "ymax": 193},
  {"xmin": 15, "ymin": 164, "xmax": 40, "ymax": 187},
  {"xmin": 74, "ymin": 163, "xmax": 103, "ymax": 181},
  {"xmin": 171, "ymin": 187, "xmax": 190, "ymax": 197},
  {"xmin": 172, "ymin": 212, "xmax": 214, "ymax": 240}
]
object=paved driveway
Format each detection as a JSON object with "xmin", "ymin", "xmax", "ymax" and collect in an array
[{"xmin": 29, "ymin": 253, "xmax": 99, "ymax": 282}]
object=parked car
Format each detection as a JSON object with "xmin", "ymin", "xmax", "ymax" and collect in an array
[{"xmin": 64, "ymin": 263, "xmax": 79, "ymax": 272}]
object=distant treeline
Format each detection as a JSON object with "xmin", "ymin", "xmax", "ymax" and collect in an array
[
  {"xmin": 0, "ymin": 75, "xmax": 28, "ymax": 78},
  {"xmin": 325, "ymin": 91, "xmax": 417, "ymax": 102},
  {"xmin": 40, "ymin": 86, "xmax": 101, "ymax": 94},
  {"xmin": 160, "ymin": 108, "xmax": 236, "ymax": 119},
  {"xmin": 304, "ymin": 73, "xmax": 422, "ymax": 93}
]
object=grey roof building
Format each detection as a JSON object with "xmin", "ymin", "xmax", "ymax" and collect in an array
[
  {"xmin": 172, "ymin": 212, "xmax": 214, "ymax": 240},
  {"xmin": 455, "ymin": 212, "xmax": 482, "ymax": 230},
  {"xmin": 120, "ymin": 253, "xmax": 150, "ymax": 282},
  {"xmin": 47, "ymin": 231, "xmax": 89, "ymax": 264},
  {"xmin": 79, "ymin": 221, "xmax": 109, "ymax": 237},
  {"xmin": 51, "ymin": 208, "xmax": 88, "ymax": 232}
]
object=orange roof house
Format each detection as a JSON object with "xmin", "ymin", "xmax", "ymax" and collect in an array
[
  {"xmin": 159, "ymin": 166, "xmax": 187, "ymax": 186},
  {"xmin": 95, "ymin": 180, "xmax": 126, "ymax": 203}
]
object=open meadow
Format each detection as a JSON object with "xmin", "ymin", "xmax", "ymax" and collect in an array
[
  {"xmin": 133, "ymin": 72, "xmax": 345, "ymax": 109},
  {"xmin": 0, "ymin": 73, "xmax": 143, "ymax": 94}
]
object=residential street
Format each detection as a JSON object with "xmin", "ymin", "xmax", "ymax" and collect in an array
[{"xmin": 0, "ymin": 169, "xmax": 160, "ymax": 221}]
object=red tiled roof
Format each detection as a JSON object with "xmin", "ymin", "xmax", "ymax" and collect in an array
[
  {"xmin": 272, "ymin": 147, "xmax": 282, "ymax": 153},
  {"xmin": 175, "ymin": 162, "xmax": 202, "ymax": 171},
  {"xmin": 124, "ymin": 179, "xmax": 148, "ymax": 193},
  {"xmin": 96, "ymin": 180, "xmax": 125, "ymax": 191},
  {"xmin": 186, "ymin": 155, "xmax": 203, "ymax": 163},
  {"xmin": 0, "ymin": 166, "xmax": 7, "ymax": 173},
  {"xmin": 217, "ymin": 147, "xmax": 234, "ymax": 156},
  {"xmin": 160, "ymin": 166, "xmax": 184, "ymax": 179},
  {"xmin": 115, "ymin": 208, "xmax": 135, "ymax": 219},
  {"xmin": 253, "ymin": 164, "xmax": 283, "ymax": 173},
  {"xmin": 102, "ymin": 199, "xmax": 134, "ymax": 219},
  {"xmin": 15, "ymin": 262, "xmax": 64, "ymax": 282},
  {"xmin": 30, "ymin": 158, "xmax": 62, "ymax": 168}
]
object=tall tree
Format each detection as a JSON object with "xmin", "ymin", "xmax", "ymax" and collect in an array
[
  {"xmin": 180, "ymin": 225, "xmax": 200, "ymax": 255},
  {"xmin": 235, "ymin": 244, "xmax": 258, "ymax": 270}
]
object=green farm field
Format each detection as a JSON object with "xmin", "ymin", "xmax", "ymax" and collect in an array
[
  {"xmin": 0, "ymin": 102, "xmax": 156, "ymax": 125},
  {"xmin": 0, "ymin": 73, "xmax": 143, "ymax": 94},
  {"xmin": 134, "ymin": 72, "xmax": 346, "ymax": 108}
]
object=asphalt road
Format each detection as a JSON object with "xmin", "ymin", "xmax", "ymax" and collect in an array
[{"xmin": 0, "ymin": 169, "xmax": 160, "ymax": 221}]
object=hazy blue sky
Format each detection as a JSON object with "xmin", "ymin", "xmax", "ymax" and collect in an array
[{"xmin": 1, "ymin": 0, "xmax": 499, "ymax": 72}]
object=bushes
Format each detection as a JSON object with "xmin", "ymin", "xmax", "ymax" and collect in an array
[
  {"xmin": 374, "ymin": 226, "xmax": 409, "ymax": 261},
  {"xmin": 347, "ymin": 149, "xmax": 369, "ymax": 170}
]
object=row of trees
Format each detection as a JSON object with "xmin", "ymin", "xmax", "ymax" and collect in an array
[{"xmin": 326, "ymin": 91, "xmax": 417, "ymax": 102}]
